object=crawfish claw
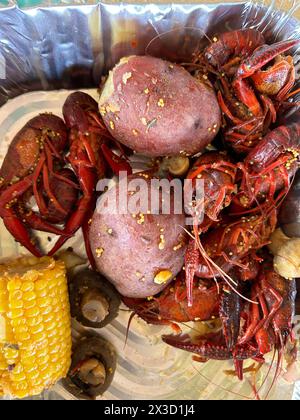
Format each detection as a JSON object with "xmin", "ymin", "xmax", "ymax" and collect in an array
[{"xmin": 162, "ymin": 332, "xmax": 259, "ymax": 365}]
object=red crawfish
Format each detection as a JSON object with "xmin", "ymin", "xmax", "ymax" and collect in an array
[
  {"xmin": 185, "ymin": 209, "xmax": 277, "ymax": 295},
  {"xmin": 202, "ymin": 29, "xmax": 299, "ymax": 153},
  {"xmin": 184, "ymin": 151, "xmax": 237, "ymax": 306},
  {"xmin": 0, "ymin": 114, "xmax": 77, "ymax": 256},
  {"xmin": 47, "ymin": 92, "xmax": 132, "ymax": 263},
  {"xmin": 233, "ymin": 121, "xmax": 300, "ymax": 213},
  {"xmin": 163, "ymin": 260, "xmax": 296, "ymax": 385},
  {"xmin": 185, "ymin": 151, "xmax": 237, "ymax": 229},
  {"xmin": 123, "ymin": 270, "xmax": 245, "ymax": 353},
  {"xmin": 123, "ymin": 273, "xmax": 220, "ymax": 333}
]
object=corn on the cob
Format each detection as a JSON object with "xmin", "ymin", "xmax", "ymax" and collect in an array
[{"xmin": 0, "ymin": 256, "xmax": 72, "ymax": 399}]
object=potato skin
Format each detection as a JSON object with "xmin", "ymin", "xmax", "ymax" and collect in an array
[
  {"xmin": 89, "ymin": 174, "xmax": 187, "ymax": 298},
  {"xmin": 99, "ymin": 55, "xmax": 221, "ymax": 156}
]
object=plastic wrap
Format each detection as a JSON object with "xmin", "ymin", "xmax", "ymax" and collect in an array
[{"xmin": 0, "ymin": 1, "xmax": 300, "ymax": 400}]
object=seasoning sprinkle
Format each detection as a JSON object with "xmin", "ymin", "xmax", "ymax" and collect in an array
[
  {"xmin": 157, "ymin": 98, "xmax": 165, "ymax": 108},
  {"xmin": 95, "ymin": 247, "xmax": 104, "ymax": 258},
  {"xmin": 99, "ymin": 106, "xmax": 106, "ymax": 116},
  {"xmin": 154, "ymin": 270, "xmax": 173, "ymax": 285},
  {"xmin": 137, "ymin": 213, "xmax": 145, "ymax": 225},
  {"xmin": 173, "ymin": 243, "xmax": 183, "ymax": 251},
  {"xmin": 122, "ymin": 72, "xmax": 132, "ymax": 84},
  {"xmin": 158, "ymin": 234, "xmax": 165, "ymax": 250}
]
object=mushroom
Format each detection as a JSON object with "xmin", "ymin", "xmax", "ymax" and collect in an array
[
  {"xmin": 269, "ymin": 228, "xmax": 300, "ymax": 279},
  {"xmin": 278, "ymin": 170, "xmax": 300, "ymax": 238},
  {"xmin": 78, "ymin": 358, "xmax": 106, "ymax": 387},
  {"xmin": 161, "ymin": 156, "xmax": 190, "ymax": 176},
  {"xmin": 63, "ymin": 335, "xmax": 117, "ymax": 399},
  {"xmin": 69, "ymin": 268, "xmax": 120, "ymax": 328},
  {"xmin": 56, "ymin": 249, "xmax": 86, "ymax": 271},
  {"xmin": 80, "ymin": 289, "xmax": 110, "ymax": 324}
]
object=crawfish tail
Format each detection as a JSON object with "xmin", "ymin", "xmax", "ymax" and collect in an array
[
  {"xmin": 262, "ymin": 266, "xmax": 297, "ymax": 340},
  {"xmin": 123, "ymin": 277, "xmax": 219, "ymax": 325},
  {"xmin": 245, "ymin": 123, "xmax": 300, "ymax": 173},
  {"xmin": 220, "ymin": 285, "xmax": 242, "ymax": 351}
]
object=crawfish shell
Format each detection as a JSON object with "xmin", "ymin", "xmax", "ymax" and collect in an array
[{"xmin": 0, "ymin": 114, "xmax": 68, "ymax": 185}]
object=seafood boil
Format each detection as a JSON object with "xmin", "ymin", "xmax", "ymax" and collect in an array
[{"xmin": 0, "ymin": 27, "xmax": 299, "ymax": 400}]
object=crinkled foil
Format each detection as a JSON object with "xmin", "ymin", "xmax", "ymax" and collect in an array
[
  {"xmin": 0, "ymin": 1, "xmax": 300, "ymax": 401},
  {"xmin": 0, "ymin": 1, "xmax": 300, "ymax": 108}
]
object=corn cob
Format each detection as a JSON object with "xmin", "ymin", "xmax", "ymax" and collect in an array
[{"xmin": 0, "ymin": 256, "xmax": 72, "ymax": 399}]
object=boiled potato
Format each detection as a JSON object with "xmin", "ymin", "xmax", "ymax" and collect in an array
[
  {"xmin": 89, "ymin": 173, "xmax": 187, "ymax": 298},
  {"xmin": 99, "ymin": 55, "xmax": 221, "ymax": 157}
]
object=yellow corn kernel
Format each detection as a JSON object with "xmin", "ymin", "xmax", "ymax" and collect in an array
[
  {"xmin": 34, "ymin": 279, "xmax": 48, "ymax": 291},
  {"xmin": 0, "ymin": 297, "xmax": 8, "ymax": 313},
  {"xmin": 36, "ymin": 288, "xmax": 47, "ymax": 298},
  {"xmin": 10, "ymin": 290, "xmax": 23, "ymax": 301},
  {"xmin": 15, "ymin": 331, "xmax": 31, "ymax": 342},
  {"xmin": 7, "ymin": 308, "xmax": 24, "ymax": 319},
  {"xmin": 23, "ymin": 290, "xmax": 36, "ymax": 302},
  {"xmin": 37, "ymin": 296, "xmax": 52, "ymax": 308},
  {"xmin": 11, "ymin": 317, "xmax": 26, "ymax": 327},
  {"xmin": 25, "ymin": 307, "xmax": 40, "ymax": 318},
  {"xmin": 30, "ymin": 324, "xmax": 44, "ymax": 335},
  {"xmin": 23, "ymin": 299, "xmax": 36, "ymax": 310},
  {"xmin": 0, "ymin": 357, "xmax": 8, "ymax": 370},
  {"xmin": 43, "ymin": 312, "xmax": 55, "ymax": 323},
  {"xmin": 7, "ymin": 279, "xmax": 22, "ymax": 292},
  {"xmin": 33, "ymin": 331, "xmax": 47, "ymax": 342},
  {"xmin": 21, "ymin": 356, "xmax": 36, "ymax": 367},
  {"xmin": 10, "ymin": 299, "xmax": 23, "ymax": 310},
  {"xmin": 20, "ymin": 282, "xmax": 34, "ymax": 293},
  {"xmin": 48, "ymin": 277, "xmax": 59, "ymax": 290},
  {"xmin": 36, "ymin": 347, "xmax": 48, "ymax": 359},
  {"xmin": 27, "ymin": 369, "xmax": 39, "ymax": 381},
  {"xmin": 3, "ymin": 347, "xmax": 19, "ymax": 361},
  {"xmin": 49, "ymin": 354, "xmax": 59, "ymax": 364},
  {"xmin": 40, "ymin": 305, "xmax": 52, "ymax": 316},
  {"xmin": 0, "ymin": 256, "xmax": 71, "ymax": 399},
  {"xmin": 11, "ymin": 371, "xmax": 26, "ymax": 382},
  {"xmin": 27, "ymin": 315, "xmax": 43, "ymax": 327}
]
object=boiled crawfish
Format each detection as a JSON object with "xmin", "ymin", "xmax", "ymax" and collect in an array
[
  {"xmin": 184, "ymin": 151, "xmax": 237, "ymax": 305},
  {"xmin": 232, "ymin": 120, "xmax": 300, "ymax": 213},
  {"xmin": 199, "ymin": 29, "xmax": 300, "ymax": 153},
  {"xmin": 123, "ymin": 273, "xmax": 219, "ymax": 332},
  {"xmin": 0, "ymin": 114, "xmax": 77, "ymax": 256},
  {"xmin": 185, "ymin": 151, "xmax": 237, "ymax": 230},
  {"xmin": 48, "ymin": 92, "xmax": 132, "ymax": 261},
  {"xmin": 0, "ymin": 92, "xmax": 132, "ymax": 259},
  {"xmin": 163, "ymin": 260, "xmax": 296, "ymax": 385}
]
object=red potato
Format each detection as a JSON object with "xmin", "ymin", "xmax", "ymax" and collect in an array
[
  {"xmin": 89, "ymin": 173, "xmax": 187, "ymax": 298},
  {"xmin": 99, "ymin": 55, "xmax": 221, "ymax": 157}
]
